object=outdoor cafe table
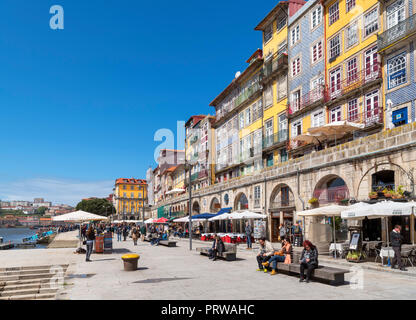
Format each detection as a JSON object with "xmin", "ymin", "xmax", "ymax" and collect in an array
[{"xmin": 380, "ymin": 247, "xmax": 395, "ymax": 266}]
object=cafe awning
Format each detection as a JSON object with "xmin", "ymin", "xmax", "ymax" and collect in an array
[{"xmin": 341, "ymin": 201, "xmax": 416, "ymax": 219}]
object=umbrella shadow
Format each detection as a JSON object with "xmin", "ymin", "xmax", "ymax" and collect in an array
[{"xmin": 112, "ymin": 248, "xmax": 132, "ymax": 254}]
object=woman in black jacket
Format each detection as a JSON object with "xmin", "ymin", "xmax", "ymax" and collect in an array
[
  {"xmin": 85, "ymin": 226, "xmax": 96, "ymax": 262},
  {"xmin": 209, "ymin": 235, "xmax": 225, "ymax": 261},
  {"xmin": 299, "ymin": 240, "xmax": 319, "ymax": 283}
]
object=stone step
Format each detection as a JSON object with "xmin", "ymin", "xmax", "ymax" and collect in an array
[
  {"xmin": 0, "ymin": 293, "xmax": 57, "ymax": 300},
  {"xmin": 1, "ymin": 282, "xmax": 66, "ymax": 292},
  {"xmin": 0, "ymin": 287, "xmax": 59, "ymax": 297},
  {"xmin": 0, "ymin": 272, "xmax": 66, "ymax": 282},
  {"xmin": 0, "ymin": 264, "xmax": 69, "ymax": 272},
  {"xmin": 0, "ymin": 267, "xmax": 67, "ymax": 277},
  {"xmin": 0, "ymin": 277, "xmax": 57, "ymax": 287}
]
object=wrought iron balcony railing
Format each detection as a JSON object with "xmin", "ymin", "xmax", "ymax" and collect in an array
[
  {"xmin": 235, "ymin": 81, "xmax": 262, "ymax": 108},
  {"xmin": 287, "ymin": 86, "xmax": 325, "ymax": 115},
  {"xmin": 261, "ymin": 52, "xmax": 288, "ymax": 80},
  {"xmin": 269, "ymin": 198, "xmax": 295, "ymax": 210},
  {"xmin": 325, "ymin": 63, "xmax": 381, "ymax": 102},
  {"xmin": 378, "ymin": 13, "xmax": 416, "ymax": 51},
  {"xmin": 262, "ymin": 130, "xmax": 289, "ymax": 149},
  {"xmin": 313, "ymin": 185, "xmax": 349, "ymax": 204}
]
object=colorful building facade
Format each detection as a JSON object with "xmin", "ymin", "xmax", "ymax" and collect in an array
[{"xmin": 114, "ymin": 178, "xmax": 147, "ymax": 219}]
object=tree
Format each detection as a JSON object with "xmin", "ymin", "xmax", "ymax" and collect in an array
[
  {"xmin": 35, "ymin": 206, "xmax": 48, "ymax": 215},
  {"xmin": 75, "ymin": 198, "xmax": 115, "ymax": 217}
]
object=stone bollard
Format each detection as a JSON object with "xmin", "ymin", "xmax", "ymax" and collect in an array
[{"xmin": 121, "ymin": 254, "xmax": 140, "ymax": 271}]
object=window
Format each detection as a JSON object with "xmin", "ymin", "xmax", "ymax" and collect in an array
[
  {"xmin": 365, "ymin": 46, "xmax": 379, "ymax": 79},
  {"xmin": 264, "ymin": 24, "xmax": 273, "ymax": 43},
  {"xmin": 312, "ymin": 40, "xmax": 323, "ymax": 63},
  {"xmin": 265, "ymin": 119, "xmax": 273, "ymax": 143},
  {"xmin": 329, "ymin": 34, "xmax": 340, "ymax": 59},
  {"xmin": 264, "ymin": 84, "xmax": 273, "ymax": 107},
  {"xmin": 291, "ymin": 90, "xmax": 301, "ymax": 112},
  {"xmin": 254, "ymin": 186, "xmax": 261, "ymax": 207},
  {"xmin": 290, "ymin": 25, "xmax": 300, "ymax": 46},
  {"xmin": 245, "ymin": 108, "xmax": 251, "ymax": 126},
  {"xmin": 312, "ymin": 110, "xmax": 325, "ymax": 127},
  {"xmin": 330, "ymin": 106, "xmax": 342, "ymax": 122},
  {"xmin": 311, "ymin": 76, "xmax": 324, "ymax": 89},
  {"xmin": 280, "ymin": 149, "xmax": 288, "ymax": 162},
  {"xmin": 346, "ymin": 0, "xmax": 355, "ymax": 12},
  {"xmin": 345, "ymin": 22, "xmax": 358, "ymax": 48},
  {"xmin": 311, "ymin": 5, "xmax": 323, "ymax": 29},
  {"xmin": 239, "ymin": 112, "xmax": 245, "ymax": 129},
  {"xmin": 278, "ymin": 114, "xmax": 288, "ymax": 140},
  {"xmin": 387, "ymin": 0, "xmax": 405, "ymax": 29},
  {"xmin": 123, "ymin": 192, "xmax": 127, "ymax": 198},
  {"xmin": 364, "ymin": 8, "xmax": 378, "ymax": 37},
  {"xmin": 277, "ymin": 16, "xmax": 287, "ymax": 31},
  {"xmin": 291, "ymin": 57, "xmax": 301, "ymax": 77},
  {"xmin": 292, "ymin": 120, "xmax": 302, "ymax": 137},
  {"xmin": 131, "ymin": 192, "xmax": 134, "ymax": 198},
  {"xmin": 329, "ymin": 2, "xmax": 339, "ymax": 25},
  {"xmin": 348, "ymin": 99, "xmax": 359, "ymax": 122},
  {"xmin": 278, "ymin": 74, "xmax": 287, "ymax": 99},
  {"xmin": 387, "ymin": 52, "xmax": 407, "ymax": 89},
  {"xmin": 346, "ymin": 57, "xmax": 358, "ymax": 84},
  {"xmin": 365, "ymin": 90, "xmax": 380, "ymax": 124},
  {"xmin": 267, "ymin": 154, "xmax": 274, "ymax": 167}
]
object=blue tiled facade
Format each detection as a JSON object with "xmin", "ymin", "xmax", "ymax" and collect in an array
[
  {"xmin": 288, "ymin": 0, "xmax": 325, "ymax": 105},
  {"xmin": 382, "ymin": 0, "xmax": 416, "ymax": 126}
]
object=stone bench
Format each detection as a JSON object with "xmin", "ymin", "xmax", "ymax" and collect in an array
[
  {"xmin": 196, "ymin": 244, "xmax": 237, "ymax": 261},
  {"xmin": 158, "ymin": 240, "xmax": 177, "ymax": 247},
  {"xmin": 275, "ymin": 262, "xmax": 349, "ymax": 286}
]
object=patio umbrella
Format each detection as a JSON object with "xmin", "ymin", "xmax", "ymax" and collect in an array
[
  {"xmin": 154, "ymin": 217, "xmax": 169, "ymax": 223},
  {"xmin": 297, "ymin": 204, "xmax": 347, "ymax": 259},
  {"xmin": 52, "ymin": 210, "xmax": 108, "ymax": 248},
  {"xmin": 166, "ymin": 188, "xmax": 186, "ymax": 195},
  {"xmin": 308, "ymin": 121, "xmax": 365, "ymax": 136},
  {"xmin": 228, "ymin": 211, "xmax": 267, "ymax": 220},
  {"xmin": 144, "ymin": 218, "xmax": 154, "ymax": 224}
]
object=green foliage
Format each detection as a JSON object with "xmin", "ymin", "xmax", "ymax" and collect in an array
[
  {"xmin": 75, "ymin": 198, "xmax": 115, "ymax": 217},
  {"xmin": 35, "ymin": 207, "xmax": 48, "ymax": 215}
]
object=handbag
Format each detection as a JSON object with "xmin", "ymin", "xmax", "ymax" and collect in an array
[{"xmin": 83, "ymin": 240, "xmax": 87, "ymax": 245}]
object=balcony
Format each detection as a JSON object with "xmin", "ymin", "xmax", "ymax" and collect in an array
[
  {"xmin": 190, "ymin": 135, "xmax": 199, "ymax": 144},
  {"xmin": 378, "ymin": 13, "xmax": 416, "ymax": 52},
  {"xmin": 325, "ymin": 64, "xmax": 382, "ymax": 103},
  {"xmin": 313, "ymin": 185, "xmax": 349, "ymax": 205},
  {"xmin": 235, "ymin": 81, "xmax": 262, "ymax": 109},
  {"xmin": 287, "ymin": 86, "xmax": 325, "ymax": 116},
  {"xmin": 191, "ymin": 172, "xmax": 199, "ymax": 182},
  {"xmin": 261, "ymin": 52, "xmax": 288, "ymax": 82},
  {"xmin": 198, "ymin": 170, "xmax": 208, "ymax": 179},
  {"xmin": 269, "ymin": 198, "xmax": 295, "ymax": 210},
  {"xmin": 262, "ymin": 130, "xmax": 289, "ymax": 150}
]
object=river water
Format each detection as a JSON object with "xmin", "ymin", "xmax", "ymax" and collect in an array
[{"xmin": 0, "ymin": 228, "xmax": 46, "ymax": 249}]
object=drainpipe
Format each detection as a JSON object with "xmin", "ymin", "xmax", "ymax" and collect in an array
[{"xmin": 297, "ymin": 168, "xmax": 306, "ymax": 240}]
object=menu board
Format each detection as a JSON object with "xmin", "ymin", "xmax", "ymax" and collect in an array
[
  {"xmin": 254, "ymin": 220, "xmax": 266, "ymax": 239},
  {"xmin": 104, "ymin": 233, "xmax": 113, "ymax": 252}
]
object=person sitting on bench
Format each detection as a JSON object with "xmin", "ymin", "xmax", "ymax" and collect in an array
[
  {"xmin": 299, "ymin": 240, "xmax": 319, "ymax": 283},
  {"xmin": 262, "ymin": 238, "xmax": 292, "ymax": 275},
  {"xmin": 209, "ymin": 234, "xmax": 225, "ymax": 261},
  {"xmin": 256, "ymin": 237, "xmax": 275, "ymax": 272}
]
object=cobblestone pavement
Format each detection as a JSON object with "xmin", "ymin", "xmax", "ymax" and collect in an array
[{"xmin": 59, "ymin": 237, "xmax": 416, "ymax": 300}]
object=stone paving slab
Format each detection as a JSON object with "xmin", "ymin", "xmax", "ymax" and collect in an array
[{"xmin": 62, "ymin": 237, "xmax": 416, "ymax": 300}]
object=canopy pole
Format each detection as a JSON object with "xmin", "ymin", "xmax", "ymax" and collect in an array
[
  {"xmin": 332, "ymin": 216, "xmax": 337, "ymax": 259},
  {"xmin": 411, "ymin": 207, "xmax": 414, "ymax": 245}
]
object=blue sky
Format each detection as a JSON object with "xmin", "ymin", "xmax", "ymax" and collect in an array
[{"xmin": 0, "ymin": 0, "xmax": 278, "ymax": 205}]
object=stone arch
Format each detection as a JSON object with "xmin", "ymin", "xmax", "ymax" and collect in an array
[
  {"xmin": 356, "ymin": 162, "xmax": 414, "ymax": 200},
  {"xmin": 313, "ymin": 174, "xmax": 350, "ymax": 204},
  {"xmin": 234, "ymin": 192, "xmax": 248, "ymax": 211},
  {"xmin": 209, "ymin": 197, "xmax": 220, "ymax": 213},
  {"xmin": 192, "ymin": 201, "xmax": 200, "ymax": 214},
  {"xmin": 269, "ymin": 183, "xmax": 296, "ymax": 210}
]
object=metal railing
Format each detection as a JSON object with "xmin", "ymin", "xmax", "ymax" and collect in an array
[
  {"xmin": 235, "ymin": 81, "xmax": 262, "ymax": 108},
  {"xmin": 269, "ymin": 198, "xmax": 295, "ymax": 209},
  {"xmin": 378, "ymin": 13, "xmax": 416, "ymax": 51},
  {"xmin": 313, "ymin": 185, "xmax": 349, "ymax": 204},
  {"xmin": 325, "ymin": 63, "xmax": 381, "ymax": 101},
  {"xmin": 287, "ymin": 86, "xmax": 325, "ymax": 115},
  {"xmin": 263, "ymin": 130, "xmax": 289, "ymax": 149},
  {"xmin": 261, "ymin": 52, "xmax": 288, "ymax": 80}
]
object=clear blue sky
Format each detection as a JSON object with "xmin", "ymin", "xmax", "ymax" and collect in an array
[{"xmin": 0, "ymin": 0, "xmax": 279, "ymax": 205}]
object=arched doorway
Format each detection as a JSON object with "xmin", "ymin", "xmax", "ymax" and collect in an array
[
  {"xmin": 269, "ymin": 184, "xmax": 296, "ymax": 242},
  {"xmin": 313, "ymin": 175, "xmax": 349, "ymax": 205},
  {"xmin": 192, "ymin": 201, "xmax": 200, "ymax": 215},
  {"xmin": 234, "ymin": 193, "xmax": 248, "ymax": 211},
  {"xmin": 210, "ymin": 197, "xmax": 220, "ymax": 213}
]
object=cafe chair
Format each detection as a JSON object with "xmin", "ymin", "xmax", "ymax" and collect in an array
[{"xmin": 401, "ymin": 249, "xmax": 414, "ymax": 267}]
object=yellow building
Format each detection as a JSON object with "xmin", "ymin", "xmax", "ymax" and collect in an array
[
  {"xmin": 114, "ymin": 178, "xmax": 147, "ymax": 219},
  {"xmin": 255, "ymin": 2, "xmax": 291, "ymax": 167},
  {"xmin": 323, "ymin": 0, "xmax": 384, "ymax": 138}
]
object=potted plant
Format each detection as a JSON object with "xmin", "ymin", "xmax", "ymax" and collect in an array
[
  {"xmin": 369, "ymin": 191, "xmax": 378, "ymax": 199},
  {"xmin": 391, "ymin": 191, "xmax": 402, "ymax": 199},
  {"xmin": 308, "ymin": 197, "xmax": 319, "ymax": 208},
  {"xmin": 383, "ymin": 188, "xmax": 393, "ymax": 198},
  {"xmin": 339, "ymin": 198, "xmax": 349, "ymax": 206},
  {"xmin": 376, "ymin": 186, "xmax": 384, "ymax": 198}
]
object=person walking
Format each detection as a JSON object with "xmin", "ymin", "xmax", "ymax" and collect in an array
[
  {"xmin": 116, "ymin": 225, "xmax": 122, "ymax": 242},
  {"xmin": 245, "ymin": 221, "xmax": 253, "ymax": 250},
  {"xmin": 391, "ymin": 225, "xmax": 407, "ymax": 271},
  {"xmin": 122, "ymin": 224, "xmax": 129, "ymax": 241},
  {"xmin": 131, "ymin": 226, "xmax": 139, "ymax": 245},
  {"xmin": 85, "ymin": 226, "xmax": 96, "ymax": 262},
  {"xmin": 140, "ymin": 224, "xmax": 146, "ymax": 241},
  {"xmin": 299, "ymin": 240, "xmax": 319, "ymax": 283},
  {"xmin": 279, "ymin": 223, "xmax": 286, "ymax": 242}
]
